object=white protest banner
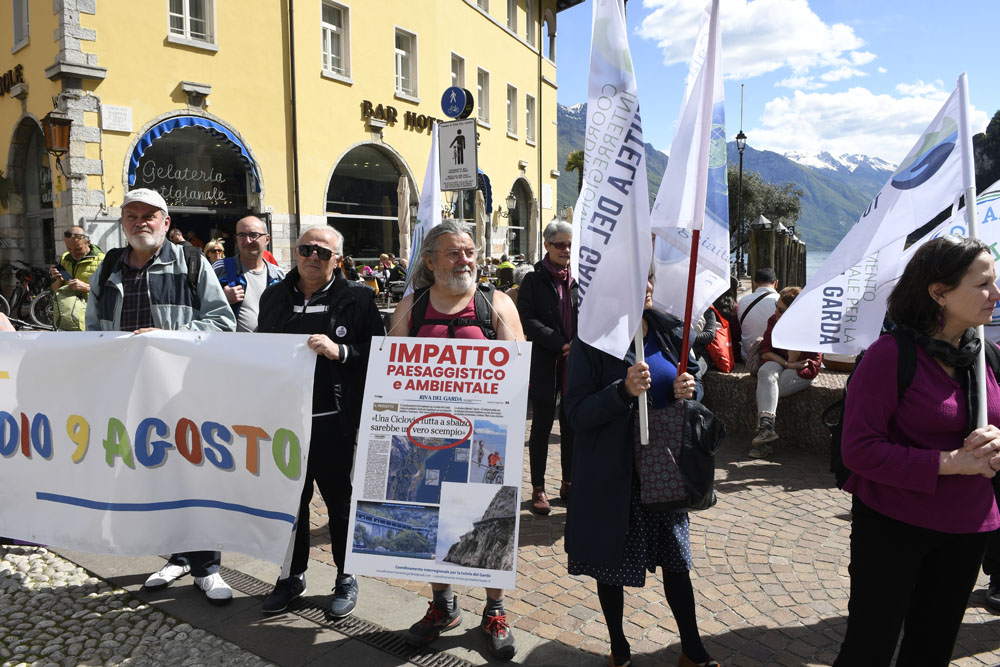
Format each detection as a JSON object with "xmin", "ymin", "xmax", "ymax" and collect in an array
[
  {"xmin": 571, "ymin": 0, "xmax": 652, "ymax": 359},
  {"xmin": 0, "ymin": 331, "xmax": 314, "ymax": 565},
  {"xmin": 774, "ymin": 77, "xmax": 969, "ymax": 353},
  {"xmin": 345, "ymin": 337, "xmax": 530, "ymax": 590},
  {"xmin": 405, "ymin": 121, "xmax": 443, "ymax": 297},
  {"xmin": 650, "ymin": 0, "xmax": 729, "ymax": 320}
]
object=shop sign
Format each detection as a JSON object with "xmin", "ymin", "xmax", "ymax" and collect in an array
[
  {"xmin": 137, "ymin": 161, "xmax": 230, "ymax": 207},
  {"xmin": 361, "ymin": 100, "xmax": 440, "ymax": 135},
  {"xmin": 0, "ymin": 65, "xmax": 24, "ymax": 97}
]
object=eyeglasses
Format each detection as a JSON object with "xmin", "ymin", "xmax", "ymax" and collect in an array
[
  {"xmin": 208, "ymin": 248, "xmax": 225, "ymax": 255},
  {"xmin": 236, "ymin": 231, "xmax": 268, "ymax": 241},
  {"xmin": 63, "ymin": 232, "xmax": 88, "ymax": 240},
  {"xmin": 548, "ymin": 241, "xmax": 571, "ymax": 250},
  {"xmin": 297, "ymin": 244, "xmax": 335, "ymax": 261},
  {"xmin": 439, "ymin": 247, "xmax": 476, "ymax": 262}
]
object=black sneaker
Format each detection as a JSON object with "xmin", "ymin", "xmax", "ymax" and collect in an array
[
  {"xmin": 405, "ymin": 596, "xmax": 462, "ymax": 647},
  {"xmin": 481, "ymin": 610, "xmax": 517, "ymax": 660},
  {"xmin": 986, "ymin": 579, "xmax": 1000, "ymax": 613},
  {"xmin": 330, "ymin": 573, "xmax": 358, "ymax": 619},
  {"xmin": 261, "ymin": 575, "xmax": 306, "ymax": 614}
]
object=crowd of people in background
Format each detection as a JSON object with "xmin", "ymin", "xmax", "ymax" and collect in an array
[{"xmin": 8, "ymin": 194, "xmax": 1000, "ymax": 666}]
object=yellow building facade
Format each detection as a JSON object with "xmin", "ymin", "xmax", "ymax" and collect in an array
[{"xmin": 0, "ymin": 0, "xmax": 579, "ymax": 270}]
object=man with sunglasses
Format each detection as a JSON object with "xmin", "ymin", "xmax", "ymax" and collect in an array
[
  {"xmin": 257, "ymin": 225, "xmax": 384, "ymax": 617},
  {"xmin": 212, "ymin": 216, "xmax": 284, "ymax": 332},
  {"xmin": 49, "ymin": 225, "xmax": 104, "ymax": 330}
]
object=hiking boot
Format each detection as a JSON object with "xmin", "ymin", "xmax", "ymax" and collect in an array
[
  {"xmin": 481, "ymin": 610, "xmax": 517, "ymax": 660},
  {"xmin": 752, "ymin": 416, "xmax": 778, "ymax": 445},
  {"xmin": 559, "ymin": 480, "xmax": 571, "ymax": 502},
  {"xmin": 330, "ymin": 573, "xmax": 358, "ymax": 619},
  {"xmin": 144, "ymin": 562, "xmax": 190, "ymax": 590},
  {"xmin": 194, "ymin": 572, "xmax": 233, "ymax": 606},
  {"xmin": 405, "ymin": 596, "xmax": 462, "ymax": 647},
  {"xmin": 747, "ymin": 442, "xmax": 773, "ymax": 458},
  {"xmin": 531, "ymin": 486, "xmax": 551, "ymax": 515},
  {"xmin": 261, "ymin": 574, "xmax": 306, "ymax": 614},
  {"xmin": 986, "ymin": 579, "xmax": 1000, "ymax": 613}
]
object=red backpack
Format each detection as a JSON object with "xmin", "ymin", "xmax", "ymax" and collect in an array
[{"xmin": 704, "ymin": 306, "xmax": 734, "ymax": 372}]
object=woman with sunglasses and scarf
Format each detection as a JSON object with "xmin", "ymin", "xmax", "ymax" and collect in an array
[
  {"xmin": 748, "ymin": 286, "xmax": 822, "ymax": 458},
  {"xmin": 516, "ymin": 221, "xmax": 578, "ymax": 515},
  {"xmin": 834, "ymin": 236, "xmax": 1000, "ymax": 666}
]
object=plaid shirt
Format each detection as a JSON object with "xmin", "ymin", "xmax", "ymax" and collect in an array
[{"xmin": 117, "ymin": 249, "xmax": 156, "ymax": 331}]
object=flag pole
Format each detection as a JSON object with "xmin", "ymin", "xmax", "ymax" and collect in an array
[
  {"xmin": 634, "ymin": 327, "xmax": 648, "ymax": 445},
  {"xmin": 957, "ymin": 72, "xmax": 986, "ymax": 428},
  {"xmin": 677, "ymin": 230, "xmax": 702, "ymax": 375}
]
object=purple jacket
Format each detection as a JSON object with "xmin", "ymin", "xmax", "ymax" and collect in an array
[{"xmin": 842, "ymin": 334, "xmax": 1000, "ymax": 534}]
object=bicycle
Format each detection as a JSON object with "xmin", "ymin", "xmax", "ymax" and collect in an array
[{"xmin": 0, "ymin": 261, "xmax": 55, "ymax": 327}]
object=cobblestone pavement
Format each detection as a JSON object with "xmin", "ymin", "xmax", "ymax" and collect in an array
[
  {"xmin": 0, "ymin": 546, "xmax": 274, "ymax": 667},
  {"xmin": 305, "ymin": 426, "xmax": 1000, "ymax": 666}
]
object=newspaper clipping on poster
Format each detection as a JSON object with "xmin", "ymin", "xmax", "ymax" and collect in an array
[{"xmin": 345, "ymin": 336, "xmax": 531, "ymax": 590}]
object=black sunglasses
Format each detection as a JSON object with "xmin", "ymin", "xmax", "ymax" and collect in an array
[{"xmin": 297, "ymin": 244, "xmax": 334, "ymax": 261}]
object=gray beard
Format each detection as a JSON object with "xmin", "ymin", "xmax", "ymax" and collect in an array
[{"xmin": 437, "ymin": 269, "xmax": 475, "ymax": 295}]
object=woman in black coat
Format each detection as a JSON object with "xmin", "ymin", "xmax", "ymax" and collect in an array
[
  {"xmin": 564, "ymin": 276, "xmax": 720, "ymax": 667},
  {"xmin": 517, "ymin": 221, "xmax": 578, "ymax": 515}
]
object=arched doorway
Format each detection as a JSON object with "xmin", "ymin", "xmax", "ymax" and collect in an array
[
  {"xmin": 128, "ymin": 115, "xmax": 261, "ymax": 254},
  {"xmin": 6, "ymin": 117, "xmax": 55, "ymax": 266},
  {"xmin": 327, "ymin": 144, "xmax": 413, "ymax": 263},
  {"xmin": 506, "ymin": 178, "xmax": 534, "ymax": 260}
]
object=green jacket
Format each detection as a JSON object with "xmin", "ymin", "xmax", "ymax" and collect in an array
[{"xmin": 52, "ymin": 244, "xmax": 104, "ymax": 331}]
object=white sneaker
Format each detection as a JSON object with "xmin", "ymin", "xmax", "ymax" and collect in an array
[
  {"xmin": 194, "ymin": 572, "xmax": 233, "ymax": 606},
  {"xmin": 144, "ymin": 562, "xmax": 190, "ymax": 590}
]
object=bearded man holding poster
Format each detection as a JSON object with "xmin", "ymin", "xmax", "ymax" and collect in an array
[{"xmin": 389, "ymin": 219, "xmax": 524, "ymax": 660}]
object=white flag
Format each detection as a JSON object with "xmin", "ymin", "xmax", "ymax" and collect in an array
[
  {"xmin": 773, "ymin": 77, "xmax": 969, "ymax": 353},
  {"xmin": 571, "ymin": 0, "xmax": 652, "ymax": 359},
  {"xmin": 649, "ymin": 0, "xmax": 729, "ymax": 320},
  {"xmin": 405, "ymin": 121, "xmax": 443, "ymax": 296}
]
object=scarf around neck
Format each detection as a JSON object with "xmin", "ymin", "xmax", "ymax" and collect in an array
[
  {"xmin": 543, "ymin": 256, "xmax": 574, "ymax": 340},
  {"xmin": 897, "ymin": 324, "xmax": 982, "ymax": 431}
]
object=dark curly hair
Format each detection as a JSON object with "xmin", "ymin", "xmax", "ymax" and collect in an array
[{"xmin": 888, "ymin": 235, "xmax": 992, "ymax": 334}]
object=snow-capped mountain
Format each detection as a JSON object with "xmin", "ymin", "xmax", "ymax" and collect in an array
[{"xmin": 783, "ymin": 151, "xmax": 895, "ymax": 175}]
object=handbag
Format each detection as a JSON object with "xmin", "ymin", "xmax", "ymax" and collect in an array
[
  {"xmin": 633, "ymin": 399, "xmax": 726, "ymax": 512},
  {"xmin": 704, "ymin": 306, "xmax": 734, "ymax": 372},
  {"xmin": 744, "ymin": 337, "xmax": 763, "ymax": 376}
]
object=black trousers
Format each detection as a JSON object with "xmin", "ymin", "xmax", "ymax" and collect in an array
[
  {"xmin": 167, "ymin": 551, "xmax": 220, "ymax": 578},
  {"xmin": 289, "ymin": 413, "xmax": 356, "ymax": 577},
  {"xmin": 527, "ymin": 397, "xmax": 574, "ymax": 487},
  {"xmin": 981, "ymin": 479, "xmax": 1000, "ymax": 578},
  {"xmin": 834, "ymin": 498, "xmax": 988, "ymax": 667}
]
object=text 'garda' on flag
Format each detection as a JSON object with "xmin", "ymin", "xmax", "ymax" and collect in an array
[{"xmin": 571, "ymin": 0, "xmax": 652, "ymax": 359}]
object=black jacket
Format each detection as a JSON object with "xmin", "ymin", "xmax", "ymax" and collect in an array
[
  {"xmin": 257, "ymin": 267, "xmax": 385, "ymax": 431},
  {"xmin": 516, "ymin": 261, "xmax": 579, "ymax": 401},
  {"xmin": 563, "ymin": 309, "xmax": 703, "ymax": 568}
]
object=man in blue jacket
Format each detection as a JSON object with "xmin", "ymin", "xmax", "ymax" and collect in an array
[{"xmin": 213, "ymin": 216, "xmax": 284, "ymax": 331}]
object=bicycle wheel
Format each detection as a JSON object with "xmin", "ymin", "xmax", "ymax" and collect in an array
[{"xmin": 30, "ymin": 294, "xmax": 54, "ymax": 327}]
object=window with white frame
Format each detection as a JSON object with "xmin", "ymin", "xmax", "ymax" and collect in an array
[
  {"xmin": 451, "ymin": 53, "xmax": 465, "ymax": 89},
  {"xmin": 12, "ymin": 0, "xmax": 28, "ymax": 49},
  {"xmin": 477, "ymin": 69, "xmax": 490, "ymax": 124},
  {"xmin": 525, "ymin": 0, "xmax": 536, "ymax": 46},
  {"xmin": 525, "ymin": 94, "xmax": 536, "ymax": 143},
  {"xmin": 394, "ymin": 29, "xmax": 417, "ymax": 97},
  {"xmin": 507, "ymin": 0, "xmax": 517, "ymax": 32},
  {"xmin": 321, "ymin": 1, "xmax": 350, "ymax": 77},
  {"xmin": 478, "ymin": 0, "xmax": 489, "ymax": 11},
  {"xmin": 169, "ymin": 0, "xmax": 214, "ymax": 43},
  {"xmin": 506, "ymin": 85, "xmax": 517, "ymax": 135}
]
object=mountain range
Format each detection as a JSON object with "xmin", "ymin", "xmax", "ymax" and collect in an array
[{"xmin": 556, "ymin": 103, "xmax": 894, "ymax": 251}]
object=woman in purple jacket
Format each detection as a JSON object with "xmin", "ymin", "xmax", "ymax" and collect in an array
[{"xmin": 835, "ymin": 236, "xmax": 1000, "ymax": 666}]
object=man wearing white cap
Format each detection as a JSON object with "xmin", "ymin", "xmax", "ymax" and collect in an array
[{"xmin": 86, "ymin": 188, "xmax": 237, "ymax": 604}]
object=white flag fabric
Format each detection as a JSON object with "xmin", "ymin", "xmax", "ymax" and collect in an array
[
  {"xmin": 650, "ymin": 0, "xmax": 722, "ymax": 234},
  {"xmin": 773, "ymin": 78, "xmax": 969, "ymax": 353},
  {"xmin": 405, "ymin": 121, "xmax": 443, "ymax": 296},
  {"xmin": 649, "ymin": 0, "xmax": 729, "ymax": 321},
  {"xmin": 571, "ymin": 0, "xmax": 652, "ymax": 359}
]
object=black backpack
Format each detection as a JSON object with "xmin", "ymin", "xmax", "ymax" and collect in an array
[
  {"xmin": 824, "ymin": 329, "xmax": 1000, "ymax": 489},
  {"xmin": 408, "ymin": 282, "xmax": 497, "ymax": 339},
  {"xmin": 98, "ymin": 244, "xmax": 203, "ymax": 309}
]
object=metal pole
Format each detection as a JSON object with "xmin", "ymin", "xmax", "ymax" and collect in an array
[{"xmin": 737, "ymin": 148, "xmax": 744, "ymax": 276}]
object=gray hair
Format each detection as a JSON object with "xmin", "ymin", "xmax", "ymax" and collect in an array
[
  {"xmin": 408, "ymin": 219, "xmax": 475, "ymax": 289},
  {"xmin": 297, "ymin": 225, "xmax": 344, "ymax": 255},
  {"xmin": 513, "ymin": 264, "xmax": 533, "ymax": 286},
  {"xmin": 543, "ymin": 220, "xmax": 573, "ymax": 243}
]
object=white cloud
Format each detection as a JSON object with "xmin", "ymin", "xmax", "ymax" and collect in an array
[
  {"xmin": 877, "ymin": 66, "xmax": 887, "ymax": 74},
  {"xmin": 748, "ymin": 82, "xmax": 989, "ymax": 163},
  {"xmin": 639, "ymin": 0, "xmax": 873, "ymax": 81},
  {"xmin": 775, "ymin": 75, "xmax": 827, "ymax": 90},
  {"xmin": 820, "ymin": 66, "xmax": 867, "ymax": 82}
]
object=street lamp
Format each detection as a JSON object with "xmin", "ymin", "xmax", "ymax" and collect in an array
[
  {"xmin": 735, "ymin": 127, "xmax": 747, "ymax": 278},
  {"xmin": 498, "ymin": 191, "xmax": 517, "ymax": 218},
  {"xmin": 41, "ymin": 111, "xmax": 72, "ymax": 177}
]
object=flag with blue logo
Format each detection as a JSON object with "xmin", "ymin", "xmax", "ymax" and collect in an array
[
  {"xmin": 648, "ymin": 0, "xmax": 729, "ymax": 322},
  {"xmin": 570, "ymin": 0, "xmax": 652, "ymax": 359},
  {"xmin": 773, "ymin": 78, "xmax": 969, "ymax": 353}
]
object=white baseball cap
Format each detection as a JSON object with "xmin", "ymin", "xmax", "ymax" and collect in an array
[{"xmin": 122, "ymin": 188, "xmax": 168, "ymax": 217}]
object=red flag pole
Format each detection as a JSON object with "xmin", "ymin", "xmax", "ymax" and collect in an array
[{"xmin": 677, "ymin": 230, "xmax": 701, "ymax": 375}]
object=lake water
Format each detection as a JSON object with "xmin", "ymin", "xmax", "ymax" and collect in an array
[{"xmin": 805, "ymin": 250, "xmax": 832, "ymax": 284}]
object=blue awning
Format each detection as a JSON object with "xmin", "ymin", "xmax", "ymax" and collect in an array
[
  {"xmin": 477, "ymin": 170, "xmax": 492, "ymax": 214},
  {"xmin": 128, "ymin": 116, "xmax": 261, "ymax": 193}
]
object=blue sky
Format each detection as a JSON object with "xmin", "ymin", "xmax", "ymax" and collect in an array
[{"xmin": 556, "ymin": 0, "xmax": 998, "ymax": 165}]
